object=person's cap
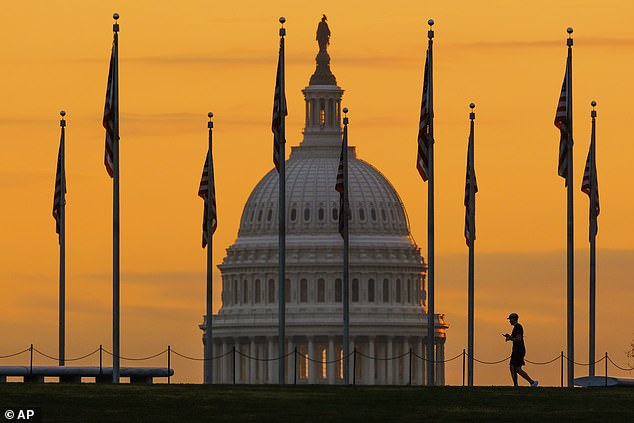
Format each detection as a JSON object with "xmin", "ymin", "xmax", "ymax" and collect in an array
[{"xmin": 507, "ymin": 313, "xmax": 519, "ymax": 320}]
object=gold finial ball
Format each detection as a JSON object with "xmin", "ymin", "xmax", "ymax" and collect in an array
[
  {"xmin": 343, "ymin": 107, "xmax": 349, "ymax": 114},
  {"xmin": 279, "ymin": 17, "xmax": 286, "ymax": 24},
  {"xmin": 60, "ymin": 110, "xmax": 66, "ymax": 117},
  {"xmin": 469, "ymin": 103, "xmax": 475, "ymax": 109},
  {"xmin": 567, "ymin": 27, "xmax": 573, "ymax": 34},
  {"xmin": 428, "ymin": 19, "xmax": 434, "ymax": 26},
  {"xmin": 208, "ymin": 112, "xmax": 213, "ymax": 118},
  {"xmin": 591, "ymin": 100, "xmax": 597, "ymax": 107}
]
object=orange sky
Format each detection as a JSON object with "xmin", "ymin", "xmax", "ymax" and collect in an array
[{"xmin": 1, "ymin": 1, "xmax": 633, "ymax": 385}]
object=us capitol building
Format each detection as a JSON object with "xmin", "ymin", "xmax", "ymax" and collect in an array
[{"xmin": 201, "ymin": 18, "xmax": 448, "ymax": 385}]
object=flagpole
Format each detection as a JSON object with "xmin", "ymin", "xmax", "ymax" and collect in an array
[
  {"xmin": 204, "ymin": 112, "xmax": 214, "ymax": 384},
  {"xmin": 565, "ymin": 27, "xmax": 574, "ymax": 388},
  {"xmin": 342, "ymin": 108, "xmax": 350, "ymax": 385},
  {"xmin": 277, "ymin": 17, "xmax": 287, "ymax": 385},
  {"xmin": 467, "ymin": 103, "xmax": 476, "ymax": 387},
  {"xmin": 59, "ymin": 110, "xmax": 66, "ymax": 367},
  {"xmin": 425, "ymin": 18, "xmax": 436, "ymax": 386},
  {"xmin": 589, "ymin": 101, "xmax": 597, "ymax": 377},
  {"xmin": 112, "ymin": 13, "xmax": 121, "ymax": 384}
]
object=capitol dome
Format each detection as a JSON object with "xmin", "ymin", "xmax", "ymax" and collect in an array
[{"xmin": 202, "ymin": 18, "xmax": 447, "ymax": 385}]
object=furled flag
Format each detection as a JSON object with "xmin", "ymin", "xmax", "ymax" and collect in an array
[
  {"xmin": 416, "ymin": 49, "xmax": 433, "ymax": 181},
  {"xmin": 581, "ymin": 146, "xmax": 600, "ymax": 240},
  {"xmin": 103, "ymin": 35, "xmax": 118, "ymax": 178},
  {"xmin": 52, "ymin": 135, "xmax": 66, "ymax": 241},
  {"xmin": 335, "ymin": 142, "xmax": 348, "ymax": 238},
  {"xmin": 554, "ymin": 63, "xmax": 571, "ymax": 185},
  {"xmin": 198, "ymin": 153, "xmax": 217, "ymax": 248},
  {"xmin": 464, "ymin": 134, "xmax": 478, "ymax": 247},
  {"xmin": 272, "ymin": 37, "xmax": 287, "ymax": 172}
]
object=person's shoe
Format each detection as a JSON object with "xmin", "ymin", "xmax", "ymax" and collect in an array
[{"xmin": 530, "ymin": 380, "xmax": 539, "ymax": 387}]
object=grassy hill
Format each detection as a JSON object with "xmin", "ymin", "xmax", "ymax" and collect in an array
[{"xmin": 1, "ymin": 384, "xmax": 632, "ymax": 422}]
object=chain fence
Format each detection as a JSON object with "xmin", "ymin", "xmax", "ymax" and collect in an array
[{"xmin": 1, "ymin": 344, "xmax": 632, "ymax": 386}]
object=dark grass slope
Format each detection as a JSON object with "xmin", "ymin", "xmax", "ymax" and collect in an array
[{"xmin": 1, "ymin": 384, "xmax": 632, "ymax": 422}]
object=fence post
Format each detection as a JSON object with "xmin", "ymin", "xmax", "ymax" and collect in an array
[
  {"xmin": 462, "ymin": 349, "xmax": 466, "ymax": 387},
  {"xmin": 408, "ymin": 348, "xmax": 412, "ymax": 386},
  {"xmin": 167, "ymin": 345, "xmax": 171, "ymax": 385},
  {"xmin": 352, "ymin": 348, "xmax": 357, "ymax": 385},
  {"xmin": 560, "ymin": 351, "xmax": 564, "ymax": 388},
  {"xmin": 29, "ymin": 344, "xmax": 33, "ymax": 374},
  {"xmin": 294, "ymin": 347, "xmax": 297, "ymax": 385},
  {"xmin": 99, "ymin": 345, "xmax": 103, "ymax": 376},
  {"xmin": 232, "ymin": 346, "xmax": 236, "ymax": 385},
  {"xmin": 605, "ymin": 352, "xmax": 608, "ymax": 387}
]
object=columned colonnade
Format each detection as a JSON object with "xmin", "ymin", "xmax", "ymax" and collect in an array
[{"xmin": 211, "ymin": 335, "xmax": 445, "ymax": 385}]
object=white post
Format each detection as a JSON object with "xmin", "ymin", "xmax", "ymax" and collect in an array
[
  {"xmin": 267, "ymin": 337, "xmax": 275, "ymax": 384},
  {"xmin": 378, "ymin": 341, "xmax": 386, "ymax": 384},
  {"xmin": 387, "ymin": 337, "xmax": 394, "ymax": 384},
  {"xmin": 416, "ymin": 338, "xmax": 423, "ymax": 385},
  {"xmin": 249, "ymin": 338, "xmax": 256, "ymax": 384},
  {"xmin": 327, "ymin": 337, "xmax": 335, "ymax": 384},
  {"xmin": 221, "ymin": 341, "xmax": 228, "ymax": 383},
  {"xmin": 308, "ymin": 337, "xmax": 315, "ymax": 384},
  {"xmin": 234, "ymin": 340, "xmax": 241, "ymax": 383},
  {"xmin": 287, "ymin": 338, "xmax": 295, "ymax": 384},
  {"xmin": 368, "ymin": 337, "xmax": 375, "ymax": 385},
  {"xmin": 403, "ymin": 338, "xmax": 410, "ymax": 385}
]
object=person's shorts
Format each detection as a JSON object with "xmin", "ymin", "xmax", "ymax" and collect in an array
[{"xmin": 510, "ymin": 352, "xmax": 525, "ymax": 367}]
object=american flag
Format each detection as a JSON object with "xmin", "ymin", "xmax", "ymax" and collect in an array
[
  {"xmin": 581, "ymin": 145, "xmax": 600, "ymax": 240},
  {"xmin": 554, "ymin": 62, "xmax": 570, "ymax": 184},
  {"xmin": 52, "ymin": 134, "xmax": 66, "ymax": 241},
  {"xmin": 272, "ymin": 37, "xmax": 287, "ymax": 172},
  {"xmin": 464, "ymin": 131, "xmax": 478, "ymax": 247},
  {"xmin": 103, "ymin": 35, "xmax": 118, "ymax": 178},
  {"xmin": 416, "ymin": 48, "xmax": 433, "ymax": 182},
  {"xmin": 335, "ymin": 140, "xmax": 348, "ymax": 238},
  {"xmin": 198, "ymin": 152, "xmax": 217, "ymax": 248}
]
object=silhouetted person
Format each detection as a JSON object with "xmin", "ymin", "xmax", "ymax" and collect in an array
[
  {"xmin": 317, "ymin": 14, "xmax": 330, "ymax": 52},
  {"xmin": 503, "ymin": 313, "xmax": 538, "ymax": 387}
]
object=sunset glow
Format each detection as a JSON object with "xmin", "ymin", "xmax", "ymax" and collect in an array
[{"xmin": 1, "ymin": 1, "xmax": 633, "ymax": 384}]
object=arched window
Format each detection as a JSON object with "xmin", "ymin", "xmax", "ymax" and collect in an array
[
  {"xmin": 290, "ymin": 208, "xmax": 297, "ymax": 221},
  {"xmin": 368, "ymin": 279, "xmax": 375, "ymax": 303},
  {"xmin": 267, "ymin": 209, "xmax": 272, "ymax": 222},
  {"xmin": 359, "ymin": 208, "xmax": 366, "ymax": 222},
  {"xmin": 300, "ymin": 279, "xmax": 308, "ymax": 303},
  {"xmin": 352, "ymin": 279, "xmax": 359, "ymax": 302},
  {"xmin": 332, "ymin": 207, "xmax": 338, "ymax": 221},
  {"xmin": 233, "ymin": 280, "xmax": 238, "ymax": 305},
  {"xmin": 268, "ymin": 279, "xmax": 275, "ymax": 304},
  {"xmin": 285, "ymin": 278, "xmax": 291, "ymax": 303},
  {"xmin": 370, "ymin": 208, "xmax": 377, "ymax": 222},
  {"xmin": 318, "ymin": 208, "xmax": 325, "ymax": 221},
  {"xmin": 317, "ymin": 278, "xmax": 325, "ymax": 303},
  {"xmin": 255, "ymin": 279, "xmax": 261, "ymax": 304},
  {"xmin": 257, "ymin": 209, "xmax": 263, "ymax": 222},
  {"xmin": 243, "ymin": 280, "xmax": 249, "ymax": 304},
  {"xmin": 335, "ymin": 279, "xmax": 342, "ymax": 303},
  {"xmin": 407, "ymin": 279, "xmax": 412, "ymax": 304},
  {"xmin": 381, "ymin": 209, "xmax": 387, "ymax": 221},
  {"xmin": 382, "ymin": 279, "xmax": 389, "ymax": 303},
  {"xmin": 304, "ymin": 207, "xmax": 311, "ymax": 222},
  {"xmin": 395, "ymin": 279, "xmax": 401, "ymax": 304}
]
